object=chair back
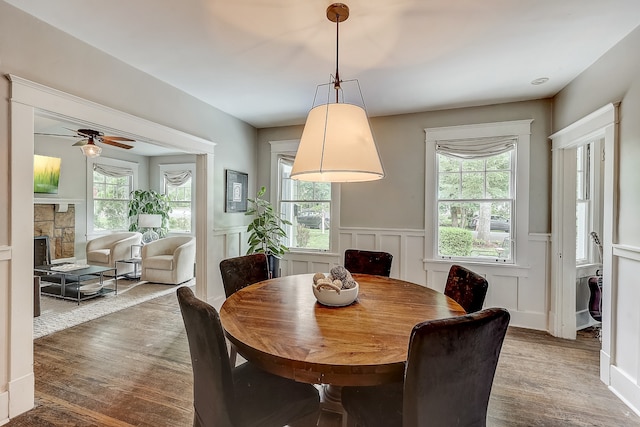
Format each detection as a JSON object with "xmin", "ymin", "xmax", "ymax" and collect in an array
[
  {"xmin": 444, "ymin": 264, "xmax": 488, "ymax": 313},
  {"xmin": 344, "ymin": 249, "xmax": 393, "ymax": 277},
  {"xmin": 177, "ymin": 286, "xmax": 236, "ymax": 427},
  {"xmin": 403, "ymin": 308, "xmax": 510, "ymax": 427},
  {"xmin": 220, "ymin": 253, "xmax": 270, "ymax": 298}
]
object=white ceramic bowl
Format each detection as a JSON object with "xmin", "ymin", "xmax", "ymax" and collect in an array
[{"xmin": 312, "ymin": 282, "xmax": 359, "ymax": 307}]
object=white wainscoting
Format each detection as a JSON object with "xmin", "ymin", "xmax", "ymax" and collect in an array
[
  {"xmin": 212, "ymin": 226, "xmax": 551, "ymax": 332},
  {"xmin": 608, "ymin": 244, "xmax": 640, "ymax": 416}
]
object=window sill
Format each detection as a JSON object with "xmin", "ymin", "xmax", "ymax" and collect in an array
[
  {"xmin": 423, "ymin": 258, "xmax": 531, "ymax": 276},
  {"xmin": 287, "ymin": 249, "xmax": 341, "ymax": 258}
]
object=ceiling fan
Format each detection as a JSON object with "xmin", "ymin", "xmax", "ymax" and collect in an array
[{"xmin": 35, "ymin": 128, "xmax": 135, "ymax": 157}]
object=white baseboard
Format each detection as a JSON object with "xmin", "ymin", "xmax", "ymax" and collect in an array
[
  {"xmin": 509, "ymin": 311, "xmax": 547, "ymax": 331},
  {"xmin": 609, "ymin": 365, "xmax": 640, "ymax": 418},
  {"xmin": 0, "ymin": 390, "xmax": 8, "ymax": 426},
  {"xmin": 8, "ymin": 373, "xmax": 34, "ymax": 421},
  {"xmin": 600, "ymin": 349, "xmax": 610, "ymax": 384}
]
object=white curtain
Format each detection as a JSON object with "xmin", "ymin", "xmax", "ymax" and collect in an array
[
  {"xmin": 435, "ymin": 136, "xmax": 516, "ymax": 160},
  {"xmin": 163, "ymin": 170, "xmax": 192, "ymax": 186},
  {"xmin": 93, "ymin": 163, "xmax": 133, "ymax": 177}
]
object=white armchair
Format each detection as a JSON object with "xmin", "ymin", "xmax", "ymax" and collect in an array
[
  {"xmin": 141, "ymin": 236, "xmax": 196, "ymax": 285},
  {"xmin": 86, "ymin": 232, "xmax": 142, "ymax": 275}
]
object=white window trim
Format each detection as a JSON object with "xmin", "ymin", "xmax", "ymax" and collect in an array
[
  {"xmin": 269, "ymin": 140, "xmax": 340, "ymax": 254},
  {"xmin": 86, "ymin": 156, "xmax": 139, "ymax": 239},
  {"xmin": 424, "ymin": 120, "xmax": 533, "ymax": 265},
  {"xmin": 159, "ymin": 163, "xmax": 196, "ymax": 235}
]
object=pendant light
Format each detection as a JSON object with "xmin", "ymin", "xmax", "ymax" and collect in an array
[{"xmin": 291, "ymin": 3, "xmax": 384, "ymax": 183}]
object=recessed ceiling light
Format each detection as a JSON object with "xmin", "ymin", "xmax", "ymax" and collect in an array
[{"xmin": 531, "ymin": 77, "xmax": 549, "ymax": 85}]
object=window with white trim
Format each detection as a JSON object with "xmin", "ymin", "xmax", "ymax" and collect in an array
[
  {"xmin": 425, "ymin": 120, "xmax": 532, "ymax": 265},
  {"xmin": 88, "ymin": 158, "xmax": 138, "ymax": 234},
  {"xmin": 576, "ymin": 140, "xmax": 603, "ymax": 266},
  {"xmin": 161, "ymin": 164, "xmax": 195, "ymax": 234},
  {"xmin": 278, "ymin": 155, "xmax": 331, "ymax": 251},
  {"xmin": 576, "ymin": 144, "xmax": 590, "ymax": 264},
  {"xmin": 270, "ymin": 140, "xmax": 337, "ymax": 253}
]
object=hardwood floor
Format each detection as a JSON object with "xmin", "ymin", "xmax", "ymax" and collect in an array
[{"xmin": 8, "ymin": 291, "xmax": 640, "ymax": 426}]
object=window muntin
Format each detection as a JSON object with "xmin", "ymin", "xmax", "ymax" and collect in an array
[
  {"xmin": 278, "ymin": 156, "xmax": 331, "ymax": 251},
  {"xmin": 436, "ymin": 150, "xmax": 514, "ymax": 262},
  {"xmin": 92, "ymin": 170, "xmax": 132, "ymax": 232}
]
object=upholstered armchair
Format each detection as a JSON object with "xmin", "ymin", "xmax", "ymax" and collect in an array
[
  {"xmin": 141, "ymin": 236, "xmax": 196, "ymax": 285},
  {"xmin": 86, "ymin": 232, "xmax": 142, "ymax": 275}
]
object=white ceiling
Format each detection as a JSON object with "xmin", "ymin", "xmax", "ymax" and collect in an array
[{"xmin": 8, "ymin": 0, "xmax": 640, "ymax": 129}]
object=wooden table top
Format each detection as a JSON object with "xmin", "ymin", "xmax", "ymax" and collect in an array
[{"xmin": 220, "ymin": 273, "xmax": 466, "ymax": 386}]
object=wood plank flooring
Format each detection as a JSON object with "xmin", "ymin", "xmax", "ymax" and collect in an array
[{"xmin": 7, "ymin": 291, "xmax": 640, "ymax": 426}]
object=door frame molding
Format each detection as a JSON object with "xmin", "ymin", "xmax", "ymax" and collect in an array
[
  {"xmin": 6, "ymin": 74, "xmax": 215, "ymax": 417},
  {"xmin": 549, "ymin": 102, "xmax": 618, "ymax": 383}
]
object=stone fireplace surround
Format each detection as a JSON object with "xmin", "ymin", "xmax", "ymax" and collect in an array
[{"xmin": 34, "ymin": 203, "xmax": 75, "ymax": 260}]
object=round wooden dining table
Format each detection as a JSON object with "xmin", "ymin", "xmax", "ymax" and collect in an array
[{"xmin": 219, "ymin": 273, "xmax": 466, "ymax": 388}]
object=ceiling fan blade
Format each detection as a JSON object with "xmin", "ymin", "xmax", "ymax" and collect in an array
[
  {"xmin": 72, "ymin": 139, "xmax": 89, "ymax": 147},
  {"xmin": 34, "ymin": 132, "xmax": 80, "ymax": 138},
  {"xmin": 102, "ymin": 136, "xmax": 135, "ymax": 142},
  {"xmin": 100, "ymin": 139, "xmax": 134, "ymax": 150}
]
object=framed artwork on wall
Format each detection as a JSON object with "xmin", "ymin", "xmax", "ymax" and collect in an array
[
  {"xmin": 34, "ymin": 154, "xmax": 62, "ymax": 194},
  {"xmin": 225, "ymin": 169, "xmax": 248, "ymax": 212}
]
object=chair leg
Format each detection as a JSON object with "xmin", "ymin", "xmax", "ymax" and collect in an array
[{"xmin": 228, "ymin": 342, "xmax": 237, "ymax": 367}]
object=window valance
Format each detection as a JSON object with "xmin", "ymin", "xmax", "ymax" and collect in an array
[
  {"xmin": 93, "ymin": 163, "xmax": 134, "ymax": 177},
  {"xmin": 435, "ymin": 136, "xmax": 517, "ymax": 160},
  {"xmin": 163, "ymin": 170, "xmax": 192, "ymax": 186}
]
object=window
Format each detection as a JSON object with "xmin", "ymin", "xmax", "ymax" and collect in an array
[
  {"xmin": 576, "ymin": 144, "xmax": 590, "ymax": 264},
  {"xmin": 161, "ymin": 165, "xmax": 195, "ymax": 234},
  {"xmin": 575, "ymin": 140, "xmax": 603, "ymax": 266},
  {"xmin": 278, "ymin": 156, "xmax": 331, "ymax": 251},
  {"xmin": 425, "ymin": 120, "xmax": 532, "ymax": 265},
  {"xmin": 436, "ymin": 146, "xmax": 514, "ymax": 261},
  {"xmin": 89, "ymin": 160, "xmax": 137, "ymax": 233},
  {"xmin": 270, "ymin": 140, "xmax": 337, "ymax": 253}
]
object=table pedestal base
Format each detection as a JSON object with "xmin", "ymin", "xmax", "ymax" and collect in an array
[{"xmin": 320, "ymin": 385, "xmax": 348, "ymax": 426}]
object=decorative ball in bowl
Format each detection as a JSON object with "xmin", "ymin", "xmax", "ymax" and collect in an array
[{"xmin": 312, "ymin": 282, "xmax": 359, "ymax": 307}]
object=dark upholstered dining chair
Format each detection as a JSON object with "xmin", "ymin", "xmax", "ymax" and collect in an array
[
  {"xmin": 344, "ymin": 249, "xmax": 393, "ymax": 277},
  {"xmin": 444, "ymin": 264, "xmax": 489, "ymax": 313},
  {"xmin": 219, "ymin": 254, "xmax": 270, "ymax": 366},
  {"xmin": 177, "ymin": 286, "xmax": 320, "ymax": 427},
  {"xmin": 341, "ymin": 307, "xmax": 510, "ymax": 427},
  {"xmin": 219, "ymin": 253, "xmax": 270, "ymax": 298}
]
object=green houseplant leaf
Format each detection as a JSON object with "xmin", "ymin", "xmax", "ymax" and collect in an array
[
  {"xmin": 128, "ymin": 189, "xmax": 172, "ymax": 238},
  {"xmin": 245, "ymin": 186, "xmax": 291, "ymax": 257}
]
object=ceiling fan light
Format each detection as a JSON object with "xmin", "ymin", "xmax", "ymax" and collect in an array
[{"xmin": 80, "ymin": 142, "xmax": 102, "ymax": 158}]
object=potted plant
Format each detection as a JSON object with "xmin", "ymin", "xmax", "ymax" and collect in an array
[
  {"xmin": 128, "ymin": 189, "xmax": 172, "ymax": 239},
  {"xmin": 245, "ymin": 186, "xmax": 291, "ymax": 278}
]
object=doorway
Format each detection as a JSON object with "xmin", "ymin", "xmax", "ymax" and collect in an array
[
  {"xmin": 550, "ymin": 103, "xmax": 617, "ymax": 384},
  {"xmin": 7, "ymin": 74, "xmax": 216, "ymax": 414}
]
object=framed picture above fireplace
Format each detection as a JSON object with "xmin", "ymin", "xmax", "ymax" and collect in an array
[{"xmin": 34, "ymin": 154, "xmax": 61, "ymax": 194}]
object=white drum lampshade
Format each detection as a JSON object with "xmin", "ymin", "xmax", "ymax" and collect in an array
[
  {"xmin": 291, "ymin": 103, "xmax": 384, "ymax": 182},
  {"xmin": 138, "ymin": 213, "xmax": 162, "ymax": 244}
]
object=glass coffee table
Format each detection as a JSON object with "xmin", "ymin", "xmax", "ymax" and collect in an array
[{"xmin": 34, "ymin": 264, "xmax": 118, "ymax": 305}]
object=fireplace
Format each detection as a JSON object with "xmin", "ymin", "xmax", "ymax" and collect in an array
[{"xmin": 34, "ymin": 204, "xmax": 76, "ymax": 260}]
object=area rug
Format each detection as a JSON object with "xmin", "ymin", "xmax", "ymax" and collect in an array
[{"xmin": 34, "ymin": 277, "xmax": 193, "ymax": 339}]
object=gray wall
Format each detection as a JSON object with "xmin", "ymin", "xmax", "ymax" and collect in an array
[
  {"xmin": 554, "ymin": 24, "xmax": 640, "ymax": 245},
  {"xmin": 258, "ymin": 99, "xmax": 553, "ymax": 233}
]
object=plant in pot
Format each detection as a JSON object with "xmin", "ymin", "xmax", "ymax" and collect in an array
[
  {"xmin": 245, "ymin": 186, "xmax": 291, "ymax": 278},
  {"xmin": 128, "ymin": 189, "xmax": 172, "ymax": 243}
]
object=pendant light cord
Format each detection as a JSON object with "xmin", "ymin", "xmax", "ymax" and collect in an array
[{"xmin": 334, "ymin": 10, "xmax": 341, "ymax": 103}]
